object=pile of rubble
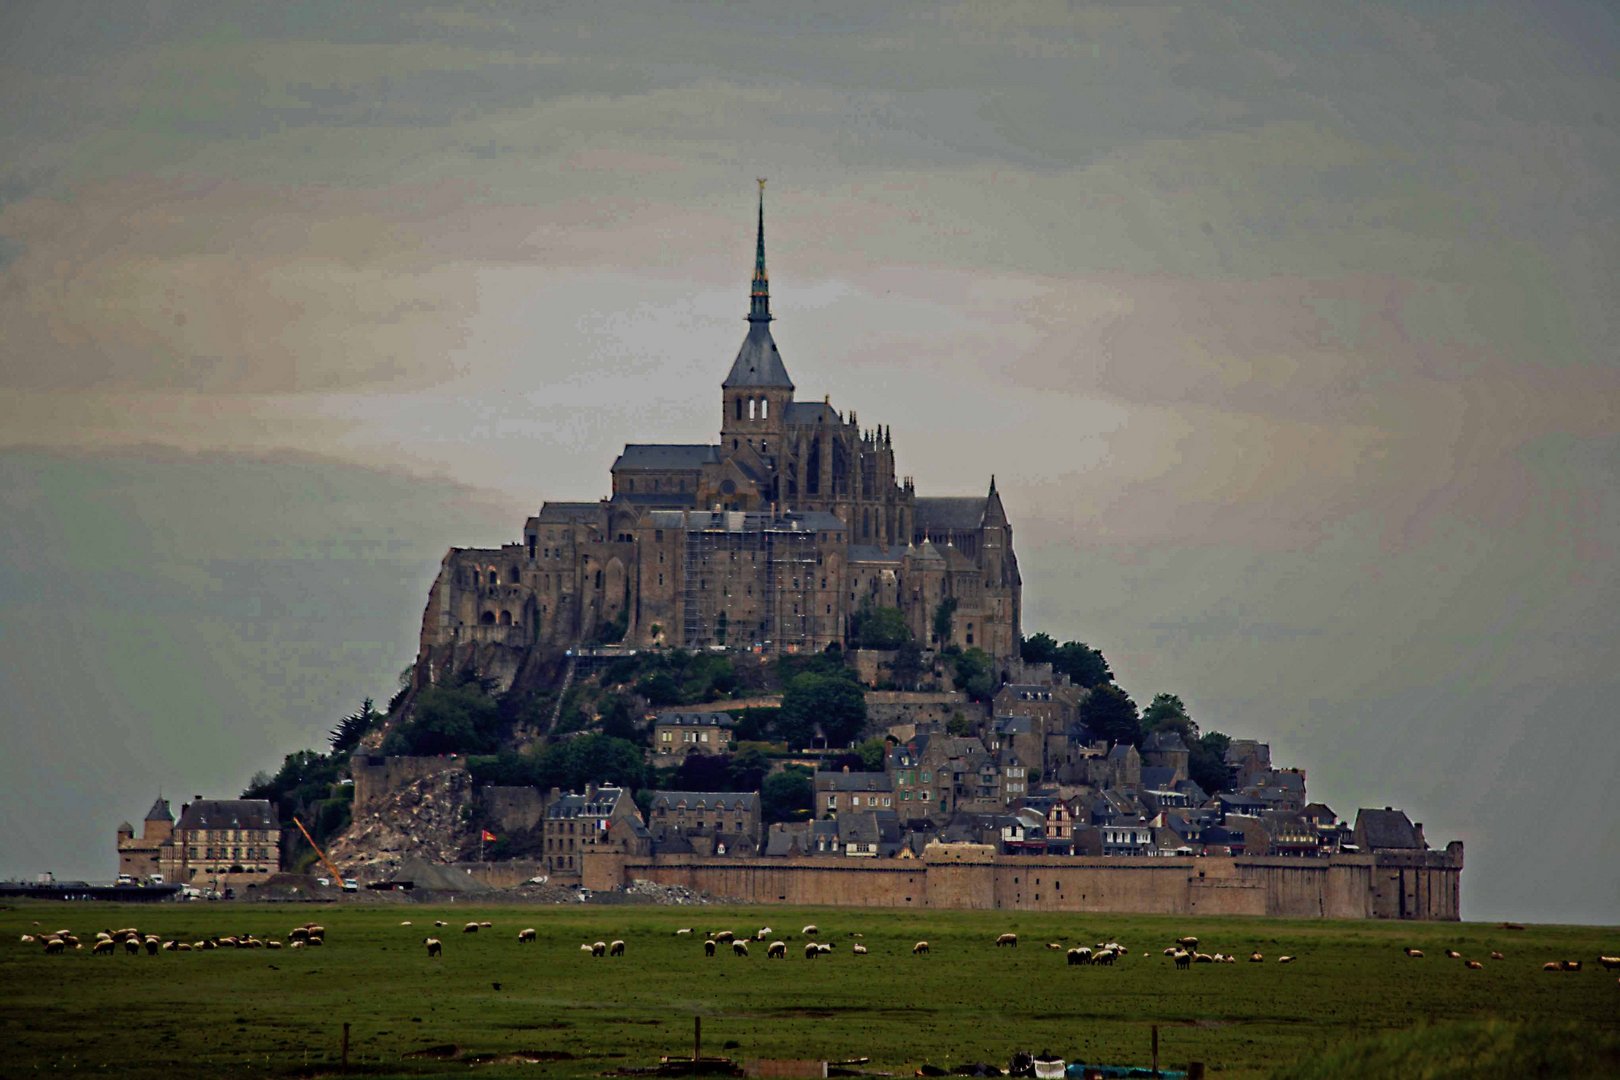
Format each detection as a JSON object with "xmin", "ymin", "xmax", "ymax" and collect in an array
[
  {"xmin": 328, "ymin": 767, "xmax": 477, "ymax": 880},
  {"xmin": 621, "ymin": 880, "xmax": 723, "ymax": 905}
]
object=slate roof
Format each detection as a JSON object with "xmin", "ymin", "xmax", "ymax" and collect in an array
[
  {"xmin": 612, "ymin": 491, "xmax": 698, "ymax": 508},
  {"xmin": 1142, "ymin": 730, "xmax": 1188, "ymax": 753},
  {"xmin": 816, "ymin": 770, "xmax": 892, "ymax": 793},
  {"xmin": 176, "ymin": 799, "xmax": 277, "ymax": 831},
  {"xmin": 913, "ymin": 496, "xmax": 988, "ymax": 532},
  {"xmin": 654, "ymin": 711, "xmax": 735, "ymax": 729},
  {"xmin": 785, "ymin": 401, "xmax": 839, "ymax": 425},
  {"xmin": 846, "ymin": 544, "xmax": 904, "ymax": 565},
  {"xmin": 145, "ymin": 796, "xmax": 173, "ymax": 823},
  {"xmin": 1140, "ymin": 766, "xmax": 1178, "ymax": 791},
  {"xmin": 991, "ymin": 715, "xmax": 1034, "ymax": 736},
  {"xmin": 535, "ymin": 501, "xmax": 602, "ymax": 524},
  {"xmin": 612, "ymin": 444, "xmax": 719, "ymax": 471},
  {"xmin": 723, "ymin": 321, "xmax": 794, "ymax": 389},
  {"xmin": 546, "ymin": 786, "xmax": 631, "ymax": 820},
  {"xmin": 1355, "ymin": 808, "xmax": 1425, "ymax": 850},
  {"xmin": 648, "ymin": 791, "xmax": 759, "ymax": 814}
]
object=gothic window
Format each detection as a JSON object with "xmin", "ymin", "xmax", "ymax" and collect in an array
[
  {"xmin": 760, "ymin": 398, "xmax": 769, "ymax": 419},
  {"xmin": 748, "ymin": 399, "xmax": 756, "ymax": 420},
  {"xmin": 481, "ymin": 611, "xmax": 495, "ymax": 625},
  {"xmin": 487, "ymin": 569, "xmax": 498, "ymax": 586},
  {"xmin": 735, "ymin": 398, "xmax": 743, "ymax": 421},
  {"xmin": 508, "ymin": 566, "xmax": 519, "ymax": 583}
]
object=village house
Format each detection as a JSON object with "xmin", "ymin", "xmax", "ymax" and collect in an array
[
  {"xmin": 815, "ymin": 768, "xmax": 894, "ymax": 816},
  {"xmin": 651, "ymin": 711, "xmax": 736, "ymax": 761},
  {"xmin": 645, "ymin": 790, "xmax": 761, "ymax": 856},
  {"xmin": 172, "ymin": 797, "xmax": 281, "ymax": 892},
  {"xmin": 541, "ymin": 785, "xmax": 643, "ymax": 877}
]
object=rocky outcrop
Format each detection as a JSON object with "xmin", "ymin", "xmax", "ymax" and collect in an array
[{"xmin": 328, "ymin": 764, "xmax": 478, "ymax": 880}]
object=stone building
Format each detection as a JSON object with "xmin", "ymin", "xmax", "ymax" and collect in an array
[
  {"xmin": 645, "ymin": 790, "xmax": 761, "ymax": 856},
  {"xmin": 116, "ymin": 796, "xmax": 174, "ymax": 880},
  {"xmin": 171, "ymin": 798, "xmax": 281, "ymax": 892},
  {"xmin": 416, "ymin": 185, "xmax": 1021, "ymax": 678},
  {"xmin": 651, "ymin": 711, "xmax": 737, "ymax": 762},
  {"xmin": 541, "ymin": 785, "xmax": 644, "ymax": 877}
]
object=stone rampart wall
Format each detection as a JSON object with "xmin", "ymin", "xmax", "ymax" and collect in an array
[
  {"xmin": 351, "ymin": 755, "xmax": 469, "ymax": 814},
  {"xmin": 589, "ymin": 850, "xmax": 1460, "ymax": 920}
]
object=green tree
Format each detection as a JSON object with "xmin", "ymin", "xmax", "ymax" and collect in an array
[
  {"xmin": 850, "ymin": 603, "xmax": 911, "ymax": 649},
  {"xmin": 762, "ymin": 766, "xmax": 814, "ymax": 822},
  {"xmin": 1020, "ymin": 632, "xmax": 1058, "ymax": 665},
  {"xmin": 890, "ymin": 640, "xmax": 925, "ymax": 690},
  {"xmin": 1053, "ymin": 641, "xmax": 1113, "ymax": 689},
  {"xmin": 597, "ymin": 692, "xmax": 641, "ymax": 742},
  {"xmin": 855, "ymin": 737, "xmax": 889, "ymax": 771},
  {"xmin": 779, "ymin": 672, "xmax": 868, "ymax": 748},
  {"xmin": 727, "ymin": 746, "xmax": 770, "ymax": 791},
  {"xmin": 946, "ymin": 712, "xmax": 976, "ymax": 737},
  {"xmin": 1141, "ymin": 693, "xmax": 1198, "ymax": 744},
  {"xmin": 932, "ymin": 597, "xmax": 959, "ymax": 646},
  {"xmin": 1189, "ymin": 730, "xmax": 1232, "ymax": 795},
  {"xmin": 384, "ymin": 680, "xmax": 503, "ymax": 755},
  {"xmin": 328, "ymin": 697, "xmax": 381, "ymax": 756},
  {"xmin": 1082, "ymin": 683, "xmax": 1140, "ymax": 746},
  {"xmin": 950, "ymin": 647, "xmax": 997, "ymax": 702}
]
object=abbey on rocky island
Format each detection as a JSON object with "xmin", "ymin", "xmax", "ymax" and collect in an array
[{"xmin": 418, "ymin": 185, "xmax": 1021, "ymax": 670}]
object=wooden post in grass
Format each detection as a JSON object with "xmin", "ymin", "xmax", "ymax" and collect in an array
[
  {"xmin": 694, "ymin": 1015, "xmax": 702, "ymax": 1061},
  {"xmin": 1151, "ymin": 1024, "xmax": 1158, "ymax": 1076},
  {"xmin": 341, "ymin": 1022, "xmax": 350, "ymax": 1069},
  {"xmin": 1188, "ymin": 1063, "xmax": 1205, "ymax": 1080}
]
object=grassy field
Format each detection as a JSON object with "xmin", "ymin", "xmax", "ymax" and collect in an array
[{"xmin": 2, "ymin": 901, "xmax": 1617, "ymax": 1079}]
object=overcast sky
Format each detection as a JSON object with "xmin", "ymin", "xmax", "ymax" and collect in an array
[{"xmin": 1, "ymin": 1, "xmax": 1615, "ymax": 924}]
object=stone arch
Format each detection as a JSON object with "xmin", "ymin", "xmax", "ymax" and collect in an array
[
  {"xmin": 487, "ymin": 569, "xmax": 498, "ymax": 587},
  {"xmin": 508, "ymin": 565, "xmax": 520, "ymax": 583},
  {"xmin": 602, "ymin": 557, "xmax": 628, "ymax": 621},
  {"xmin": 498, "ymin": 609, "xmax": 512, "ymax": 626},
  {"xmin": 480, "ymin": 610, "xmax": 496, "ymax": 625},
  {"xmin": 760, "ymin": 397, "xmax": 768, "ymax": 419}
]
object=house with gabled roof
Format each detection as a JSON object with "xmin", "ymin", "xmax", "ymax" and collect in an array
[
  {"xmin": 651, "ymin": 711, "xmax": 736, "ymax": 761},
  {"xmin": 542, "ymin": 785, "xmax": 644, "ymax": 877},
  {"xmin": 645, "ymin": 790, "xmax": 761, "ymax": 856}
]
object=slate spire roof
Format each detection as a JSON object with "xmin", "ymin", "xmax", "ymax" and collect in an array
[
  {"xmin": 724, "ymin": 181, "xmax": 794, "ymax": 391},
  {"xmin": 145, "ymin": 796, "xmax": 173, "ymax": 823}
]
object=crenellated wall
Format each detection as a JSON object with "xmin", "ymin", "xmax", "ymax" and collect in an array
[{"xmin": 586, "ymin": 847, "xmax": 1461, "ymax": 920}]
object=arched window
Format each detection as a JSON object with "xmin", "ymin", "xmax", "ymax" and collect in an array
[
  {"xmin": 748, "ymin": 398, "xmax": 757, "ymax": 420},
  {"xmin": 480, "ymin": 611, "xmax": 496, "ymax": 625},
  {"xmin": 735, "ymin": 398, "xmax": 743, "ymax": 420},
  {"xmin": 508, "ymin": 566, "xmax": 519, "ymax": 583},
  {"xmin": 760, "ymin": 398, "xmax": 769, "ymax": 419},
  {"xmin": 499, "ymin": 610, "xmax": 512, "ymax": 626}
]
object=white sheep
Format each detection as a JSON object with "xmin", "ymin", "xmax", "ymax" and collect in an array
[
  {"xmin": 591, "ymin": 941, "xmax": 607, "ymax": 957},
  {"xmin": 852, "ymin": 943, "xmax": 868, "ymax": 956},
  {"xmin": 804, "ymin": 941, "xmax": 820, "ymax": 960},
  {"xmin": 995, "ymin": 932, "xmax": 1018, "ymax": 947},
  {"xmin": 609, "ymin": 940, "xmax": 625, "ymax": 957},
  {"xmin": 756, "ymin": 926, "xmax": 774, "ymax": 940},
  {"xmin": 767, "ymin": 941, "xmax": 787, "ymax": 959},
  {"xmin": 704, "ymin": 939, "xmax": 717, "ymax": 957},
  {"xmin": 463, "ymin": 922, "xmax": 480, "ymax": 934},
  {"xmin": 580, "ymin": 943, "xmax": 594, "ymax": 953},
  {"xmin": 675, "ymin": 928, "xmax": 693, "ymax": 935},
  {"xmin": 912, "ymin": 940, "xmax": 929, "ymax": 955},
  {"xmin": 424, "ymin": 937, "xmax": 442, "ymax": 957},
  {"xmin": 732, "ymin": 940, "xmax": 749, "ymax": 957},
  {"xmin": 801, "ymin": 925, "xmax": 818, "ymax": 937},
  {"xmin": 518, "ymin": 928, "xmax": 537, "ymax": 943}
]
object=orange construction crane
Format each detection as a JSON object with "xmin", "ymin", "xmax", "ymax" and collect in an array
[{"xmin": 291, "ymin": 815, "xmax": 348, "ymax": 889}]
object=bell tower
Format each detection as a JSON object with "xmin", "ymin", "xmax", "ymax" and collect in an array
[{"xmin": 722, "ymin": 179, "xmax": 793, "ymax": 458}]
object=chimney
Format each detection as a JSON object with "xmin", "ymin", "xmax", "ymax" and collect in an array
[{"xmin": 195, "ymin": 795, "xmax": 203, "ymax": 804}]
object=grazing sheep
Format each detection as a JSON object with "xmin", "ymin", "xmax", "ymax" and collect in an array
[
  {"xmin": 289, "ymin": 927, "xmax": 310, "ymax": 942},
  {"xmin": 1445, "ymin": 949, "xmax": 1462, "ymax": 959},
  {"xmin": 817, "ymin": 943, "xmax": 833, "ymax": 955},
  {"xmin": 1490, "ymin": 951, "xmax": 1506, "ymax": 961},
  {"xmin": 801, "ymin": 925, "xmax": 818, "ymax": 937},
  {"xmin": 123, "ymin": 938, "xmax": 141, "ymax": 955},
  {"xmin": 307, "ymin": 925, "xmax": 326, "ymax": 940},
  {"xmin": 1162, "ymin": 947, "xmax": 1178, "ymax": 956},
  {"xmin": 19, "ymin": 934, "xmax": 35, "ymax": 944},
  {"xmin": 715, "ymin": 930, "xmax": 735, "ymax": 944},
  {"xmin": 580, "ymin": 943, "xmax": 594, "ymax": 953},
  {"xmin": 1561, "ymin": 960, "xmax": 1583, "ymax": 972},
  {"xmin": 1194, "ymin": 952, "xmax": 1214, "ymax": 964},
  {"xmin": 1093, "ymin": 948, "xmax": 1117, "ymax": 966},
  {"xmin": 479, "ymin": 921, "xmax": 492, "ymax": 929},
  {"xmin": 767, "ymin": 941, "xmax": 787, "ymax": 959},
  {"xmin": 804, "ymin": 942, "xmax": 820, "ymax": 960},
  {"xmin": 591, "ymin": 941, "xmax": 607, "ymax": 957},
  {"xmin": 1465, "ymin": 960, "xmax": 1484, "ymax": 970},
  {"xmin": 1598, "ymin": 956, "xmax": 1620, "ymax": 971},
  {"xmin": 1068, "ymin": 947, "xmax": 1092, "ymax": 966},
  {"xmin": 266, "ymin": 941, "xmax": 282, "ymax": 950},
  {"xmin": 1277, "ymin": 955, "xmax": 1295, "ymax": 964},
  {"xmin": 704, "ymin": 939, "xmax": 717, "ymax": 957},
  {"xmin": 610, "ymin": 940, "xmax": 625, "ymax": 957},
  {"xmin": 463, "ymin": 922, "xmax": 480, "ymax": 934},
  {"xmin": 93, "ymin": 939, "xmax": 115, "ymax": 955},
  {"xmin": 1046, "ymin": 942, "xmax": 1062, "ymax": 950},
  {"xmin": 756, "ymin": 927, "xmax": 773, "ymax": 940},
  {"xmin": 913, "ymin": 940, "xmax": 929, "ymax": 955},
  {"xmin": 306, "ymin": 936, "xmax": 323, "ymax": 948},
  {"xmin": 44, "ymin": 938, "xmax": 65, "ymax": 955},
  {"xmin": 852, "ymin": 943, "xmax": 868, "ymax": 956},
  {"xmin": 995, "ymin": 933, "xmax": 1018, "ymax": 948},
  {"xmin": 424, "ymin": 938, "xmax": 442, "ymax": 957},
  {"xmin": 1173, "ymin": 950, "xmax": 1191, "ymax": 971},
  {"xmin": 732, "ymin": 940, "xmax": 749, "ymax": 957},
  {"xmin": 288, "ymin": 940, "xmax": 305, "ymax": 950},
  {"xmin": 1176, "ymin": 936, "xmax": 1199, "ymax": 949},
  {"xmin": 518, "ymin": 928, "xmax": 537, "ymax": 944},
  {"xmin": 1250, "ymin": 952, "xmax": 1263, "ymax": 963},
  {"xmin": 1404, "ymin": 948, "xmax": 1424, "ymax": 958},
  {"xmin": 434, "ymin": 920, "xmax": 448, "ymax": 928},
  {"xmin": 675, "ymin": 928, "xmax": 692, "ymax": 935},
  {"xmin": 400, "ymin": 921, "xmax": 412, "ymax": 926},
  {"xmin": 1543, "ymin": 961, "xmax": 1562, "ymax": 972}
]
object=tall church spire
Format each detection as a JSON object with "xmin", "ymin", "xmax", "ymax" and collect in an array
[{"xmin": 749, "ymin": 177, "xmax": 772, "ymax": 323}]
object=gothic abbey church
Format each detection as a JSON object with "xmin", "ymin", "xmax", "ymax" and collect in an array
[{"xmin": 418, "ymin": 187, "xmax": 1021, "ymax": 675}]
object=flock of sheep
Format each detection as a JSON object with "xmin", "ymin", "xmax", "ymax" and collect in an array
[
  {"xmin": 23, "ymin": 918, "xmax": 1618, "ymax": 986},
  {"xmin": 19, "ymin": 921, "xmax": 327, "ymax": 954}
]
